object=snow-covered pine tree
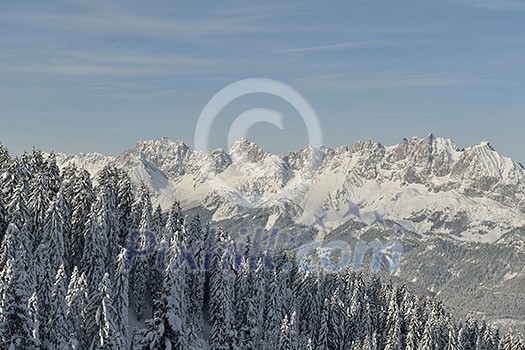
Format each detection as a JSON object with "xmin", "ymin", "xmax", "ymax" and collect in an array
[
  {"xmin": 153, "ymin": 205, "xmax": 164, "ymax": 236},
  {"xmin": 482, "ymin": 324, "xmax": 500, "ymax": 350},
  {"xmin": 0, "ymin": 143, "xmax": 10, "ymax": 170},
  {"xmin": 404, "ymin": 298, "xmax": 423, "ymax": 350},
  {"xmin": 81, "ymin": 192, "xmax": 110, "ymax": 295},
  {"xmin": 1, "ymin": 160, "xmax": 26, "ymax": 214},
  {"xmin": 133, "ymin": 227, "xmax": 188, "ymax": 350},
  {"xmin": 97, "ymin": 165, "xmax": 128, "ymax": 268},
  {"xmin": 28, "ymin": 292, "xmax": 41, "ymax": 348},
  {"xmin": 131, "ymin": 183, "xmax": 151, "ymax": 229},
  {"xmin": 445, "ymin": 322, "xmax": 459, "ymax": 350},
  {"xmin": 35, "ymin": 254, "xmax": 56, "ymax": 347},
  {"xmin": 0, "ymin": 193, "xmax": 7, "ymax": 244},
  {"xmin": 459, "ymin": 313, "xmax": 480, "ymax": 349},
  {"xmin": 80, "ymin": 193, "xmax": 111, "ymax": 348},
  {"xmin": 96, "ymin": 273, "xmax": 120, "ymax": 349},
  {"xmin": 0, "ymin": 185, "xmax": 34, "ymax": 311},
  {"xmin": 149, "ymin": 205, "xmax": 167, "ymax": 309},
  {"xmin": 0, "ymin": 243, "xmax": 39, "ymax": 349},
  {"xmin": 278, "ymin": 311, "xmax": 298, "ymax": 350},
  {"xmin": 514, "ymin": 334, "xmax": 525, "ymax": 350},
  {"xmin": 47, "ymin": 264, "xmax": 69, "ymax": 349},
  {"xmin": 130, "ymin": 183, "xmax": 153, "ymax": 320},
  {"xmin": 348, "ymin": 276, "xmax": 367, "ymax": 342},
  {"xmin": 69, "ymin": 169, "xmax": 95, "ymax": 269},
  {"xmin": 499, "ymin": 331, "xmax": 513, "ymax": 350},
  {"xmin": 316, "ymin": 298, "xmax": 330, "ymax": 349},
  {"xmin": 187, "ymin": 324, "xmax": 202, "ymax": 349},
  {"xmin": 262, "ymin": 270, "xmax": 284, "ymax": 350},
  {"xmin": 185, "ymin": 215, "xmax": 205, "ymax": 336},
  {"xmin": 40, "ymin": 191, "xmax": 69, "ymax": 283},
  {"xmin": 384, "ymin": 288, "xmax": 402, "ymax": 350},
  {"xmin": 0, "ymin": 223, "xmax": 24, "ymax": 280},
  {"xmin": 44, "ymin": 152, "xmax": 61, "ymax": 197},
  {"xmin": 28, "ymin": 168, "xmax": 50, "ymax": 235},
  {"xmin": 116, "ymin": 169, "xmax": 133, "ymax": 246},
  {"xmin": 164, "ymin": 200, "xmax": 184, "ymax": 243},
  {"xmin": 97, "ymin": 165, "xmax": 121, "ymax": 191},
  {"xmin": 292, "ymin": 269, "xmax": 316, "ymax": 338},
  {"xmin": 209, "ymin": 227, "xmax": 234, "ymax": 350},
  {"xmin": 361, "ymin": 332, "xmax": 379, "ymax": 350},
  {"xmin": 328, "ymin": 291, "xmax": 347, "ymax": 349},
  {"xmin": 29, "ymin": 147, "xmax": 44, "ymax": 173},
  {"xmin": 82, "ymin": 272, "xmax": 119, "ymax": 350},
  {"xmin": 66, "ymin": 267, "xmax": 87, "ymax": 349},
  {"xmin": 99, "ymin": 186, "xmax": 119, "ymax": 276},
  {"xmin": 4, "ymin": 183, "xmax": 32, "ymax": 257},
  {"xmin": 60, "ymin": 164, "xmax": 78, "ymax": 200},
  {"xmin": 420, "ymin": 312, "xmax": 437, "ymax": 350},
  {"xmin": 246, "ymin": 268, "xmax": 266, "ymax": 348},
  {"xmin": 233, "ymin": 257, "xmax": 250, "ymax": 345},
  {"xmin": 298, "ymin": 272, "xmax": 322, "ymax": 342},
  {"xmin": 113, "ymin": 249, "xmax": 130, "ymax": 350}
]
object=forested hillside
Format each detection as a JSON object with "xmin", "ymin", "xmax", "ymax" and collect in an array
[{"xmin": 0, "ymin": 144, "xmax": 523, "ymax": 350}]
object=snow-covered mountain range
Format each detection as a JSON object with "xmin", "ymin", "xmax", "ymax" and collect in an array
[
  {"xmin": 54, "ymin": 134, "xmax": 525, "ymax": 332},
  {"xmin": 56, "ymin": 134, "xmax": 525, "ymax": 244}
]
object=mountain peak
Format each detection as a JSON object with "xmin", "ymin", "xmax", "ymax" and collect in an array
[
  {"xmin": 228, "ymin": 138, "xmax": 265, "ymax": 161},
  {"xmin": 131, "ymin": 138, "xmax": 190, "ymax": 154},
  {"xmin": 471, "ymin": 140, "xmax": 495, "ymax": 151},
  {"xmin": 229, "ymin": 137, "xmax": 251, "ymax": 148}
]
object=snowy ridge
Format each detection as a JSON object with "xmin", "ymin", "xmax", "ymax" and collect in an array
[{"xmin": 55, "ymin": 134, "xmax": 525, "ymax": 243}]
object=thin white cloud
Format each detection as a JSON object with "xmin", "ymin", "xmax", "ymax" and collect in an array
[
  {"xmin": 0, "ymin": 12, "xmax": 269, "ymax": 39},
  {"xmin": 461, "ymin": 0, "xmax": 525, "ymax": 10},
  {"xmin": 3, "ymin": 50, "xmax": 226, "ymax": 77},
  {"xmin": 295, "ymin": 73, "xmax": 475, "ymax": 91},
  {"xmin": 276, "ymin": 40, "xmax": 385, "ymax": 54},
  {"xmin": 65, "ymin": 50, "xmax": 216, "ymax": 67}
]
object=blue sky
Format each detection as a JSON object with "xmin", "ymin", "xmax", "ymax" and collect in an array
[{"xmin": 0, "ymin": 0, "xmax": 524, "ymax": 161}]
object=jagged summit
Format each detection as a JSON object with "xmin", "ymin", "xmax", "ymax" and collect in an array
[{"xmin": 228, "ymin": 138, "xmax": 266, "ymax": 162}]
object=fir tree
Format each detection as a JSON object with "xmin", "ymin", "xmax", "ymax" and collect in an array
[
  {"xmin": 96, "ymin": 273, "xmax": 119, "ymax": 350},
  {"xmin": 29, "ymin": 164, "xmax": 53, "ymax": 247},
  {"xmin": 69, "ymin": 169, "xmax": 95, "ymax": 269},
  {"xmin": 116, "ymin": 171, "xmax": 133, "ymax": 246},
  {"xmin": 0, "ymin": 194, "xmax": 7, "ymax": 244},
  {"xmin": 113, "ymin": 250, "xmax": 130, "ymax": 350},
  {"xmin": 40, "ymin": 192, "xmax": 68, "ymax": 282},
  {"xmin": 66, "ymin": 267, "xmax": 87, "ymax": 349},
  {"xmin": 499, "ymin": 331, "xmax": 513, "ymax": 350},
  {"xmin": 209, "ymin": 227, "xmax": 234, "ymax": 350},
  {"xmin": 278, "ymin": 311, "xmax": 298, "ymax": 350},
  {"xmin": 133, "ymin": 231, "xmax": 187, "ymax": 350},
  {"xmin": 0, "ymin": 143, "xmax": 10, "ymax": 171},
  {"xmin": 263, "ymin": 271, "xmax": 284, "ymax": 350},
  {"xmin": 385, "ymin": 290, "xmax": 402, "ymax": 350},
  {"xmin": 131, "ymin": 184, "xmax": 153, "ymax": 320},
  {"xmin": 80, "ymin": 194, "xmax": 110, "ymax": 348},
  {"xmin": 0, "ymin": 245, "xmax": 39, "ymax": 349},
  {"xmin": 316, "ymin": 298, "xmax": 330, "ymax": 349},
  {"xmin": 185, "ymin": 215, "xmax": 205, "ymax": 336},
  {"xmin": 47, "ymin": 265, "xmax": 69, "ymax": 349}
]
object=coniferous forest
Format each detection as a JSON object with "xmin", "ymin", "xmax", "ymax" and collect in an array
[{"xmin": 1, "ymin": 144, "xmax": 524, "ymax": 350}]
